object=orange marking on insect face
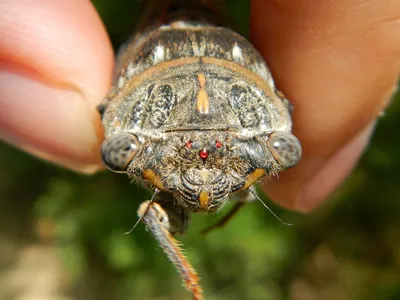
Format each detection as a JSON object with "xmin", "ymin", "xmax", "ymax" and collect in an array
[
  {"xmin": 240, "ymin": 169, "xmax": 266, "ymax": 190},
  {"xmin": 199, "ymin": 191, "xmax": 209, "ymax": 210},
  {"xmin": 142, "ymin": 169, "xmax": 164, "ymax": 190},
  {"xmin": 196, "ymin": 73, "xmax": 210, "ymax": 114}
]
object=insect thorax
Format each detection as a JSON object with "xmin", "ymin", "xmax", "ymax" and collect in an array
[
  {"xmin": 98, "ymin": 10, "xmax": 299, "ymax": 213},
  {"xmin": 100, "ymin": 19, "xmax": 292, "ymax": 135}
]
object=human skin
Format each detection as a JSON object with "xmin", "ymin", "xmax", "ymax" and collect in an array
[{"xmin": 0, "ymin": 0, "xmax": 399, "ymax": 212}]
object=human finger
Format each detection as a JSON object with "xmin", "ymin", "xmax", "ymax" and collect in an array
[
  {"xmin": 0, "ymin": 0, "xmax": 114, "ymax": 172},
  {"xmin": 251, "ymin": 0, "xmax": 400, "ymax": 211}
]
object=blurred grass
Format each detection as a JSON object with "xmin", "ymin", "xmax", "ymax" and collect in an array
[{"xmin": 0, "ymin": 0, "xmax": 399, "ymax": 299}]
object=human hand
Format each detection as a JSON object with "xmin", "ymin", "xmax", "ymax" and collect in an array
[
  {"xmin": 1, "ymin": 0, "xmax": 398, "ymax": 212},
  {"xmin": 0, "ymin": 0, "xmax": 113, "ymax": 173},
  {"xmin": 252, "ymin": 0, "xmax": 399, "ymax": 211}
]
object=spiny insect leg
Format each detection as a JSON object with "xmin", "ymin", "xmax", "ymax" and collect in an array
[{"xmin": 138, "ymin": 201, "xmax": 204, "ymax": 300}]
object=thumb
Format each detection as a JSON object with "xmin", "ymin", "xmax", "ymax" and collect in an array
[{"xmin": 0, "ymin": 0, "xmax": 114, "ymax": 172}]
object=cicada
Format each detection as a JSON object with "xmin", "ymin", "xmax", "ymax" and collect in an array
[{"xmin": 97, "ymin": 1, "xmax": 301, "ymax": 298}]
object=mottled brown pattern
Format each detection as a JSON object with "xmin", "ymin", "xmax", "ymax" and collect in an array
[{"xmin": 97, "ymin": 3, "xmax": 301, "ymax": 298}]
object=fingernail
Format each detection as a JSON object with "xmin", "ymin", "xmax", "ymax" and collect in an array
[
  {"xmin": 295, "ymin": 122, "xmax": 376, "ymax": 212},
  {"xmin": 0, "ymin": 69, "xmax": 103, "ymax": 172}
]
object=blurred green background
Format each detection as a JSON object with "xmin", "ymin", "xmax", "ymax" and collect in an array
[{"xmin": 0, "ymin": 1, "xmax": 399, "ymax": 300}]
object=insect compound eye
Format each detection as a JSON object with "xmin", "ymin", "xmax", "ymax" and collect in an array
[
  {"xmin": 100, "ymin": 132, "xmax": 141, "ymax": 173},
  {"xmin": 266, "ymin": 131, "xmax": 302, "ymax": 170}
]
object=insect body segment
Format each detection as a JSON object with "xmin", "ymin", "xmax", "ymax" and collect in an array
[{"xmin": 98, "ymin": 1, "xmax": 302, "ymax": 298}]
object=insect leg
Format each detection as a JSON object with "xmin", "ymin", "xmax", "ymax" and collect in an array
[{"xmin": 138, "ymin": 200, "xmax": 203, "ymax": 300}]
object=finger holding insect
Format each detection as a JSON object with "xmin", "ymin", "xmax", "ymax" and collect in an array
[
  {"xmin": 252, "ymin": 0, "xmax": 400, "ymax": 211},
  {"xmin": 0, "ymin": 0, "xmax": 113, "ymax": 172}
]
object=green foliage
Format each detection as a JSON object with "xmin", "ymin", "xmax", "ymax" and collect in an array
[{"xmin": 0, "ymin": 1, "xmax": 399, "ymax": 299}]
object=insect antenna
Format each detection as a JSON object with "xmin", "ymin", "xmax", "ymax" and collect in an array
[
  {"xmin": 249, "ymin": 187, "xmax": 292, "ymax": 226},
  {"xmin": 124, "ymin": 189, "xmax": 159, "ymax": 234}
]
